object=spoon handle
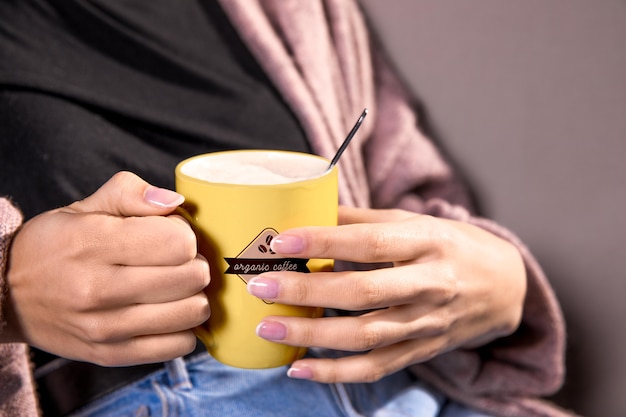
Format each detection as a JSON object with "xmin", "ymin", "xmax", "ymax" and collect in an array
[{"xmin": 328, "ymin": 108, "xmax": 368, "ymax": 170}]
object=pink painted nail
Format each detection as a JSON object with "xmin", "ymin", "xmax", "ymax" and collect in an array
[
  {"xmin": 256, "ymin": 321, "xmax": 287, "ymax": 341},
  {"xmin": 247, "ymin": 277, "xmax": 279, "ymax": 299},
  {"xmin": 144, "ymin": 187, "xmax": 184, "ymax": 208},
  {"xmin": 287, "ymin": 365, "xmax": 313, "ymax": 380},
  {"xmin": 270, "ymin": 234, "xmax": 305, "ymax": 254}
]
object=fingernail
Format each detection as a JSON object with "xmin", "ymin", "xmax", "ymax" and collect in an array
[
  {"xmin": 247, "ymin": 277, "xmax": 279, "ymax": 299},
  {"xmin": 256, "ymin": 321, "xmax": 287, "ymax": 341},
  {"xmin": 144, "ymin": 187, "xmax": 185, "ymax": 208},
  {"xmin": 270, "ymin": 234, "xmax": 305, "ymax": 254},
  {"xmin": 287, "ymin": 365, "xmax": 313, "ymax": 380}
]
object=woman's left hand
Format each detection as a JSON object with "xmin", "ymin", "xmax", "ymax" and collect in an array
[{"xmin": 246, "ymin": 206, "xmax": 527, "ymax": 384}]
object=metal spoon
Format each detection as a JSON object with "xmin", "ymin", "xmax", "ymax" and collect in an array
[{"xmin": 327, "ymin": 108, "xmax": 368, "ymax": 171}]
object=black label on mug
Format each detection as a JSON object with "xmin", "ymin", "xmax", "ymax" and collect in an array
[
  {"xmin": 224, "ymin": 258, "xmax": 310, "ymax": 275},
  {"xmin": 224, "ymin": 228, "xmax": 310, "ymax": 285}
]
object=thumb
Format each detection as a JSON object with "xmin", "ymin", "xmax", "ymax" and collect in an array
[{"xmin": 68, "ymin": 171, "xmax": 184, "ymax": 217}]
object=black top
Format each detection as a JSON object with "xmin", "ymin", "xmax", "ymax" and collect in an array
[
  {"xmin": 0, "ymin": 0, "xmax": 310, "ymax": 220},
  {"xmin": 0, "ymin": 0, "xmax": 310, "ymax": 374}
]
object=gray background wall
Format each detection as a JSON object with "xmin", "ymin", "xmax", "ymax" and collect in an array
[{"xmin": 359, "ymin": 1, "xmax": 626, "ymax": 416}]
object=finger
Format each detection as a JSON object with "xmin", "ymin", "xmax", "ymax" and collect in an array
[
  {"xmin": 81, "ymin": 331, "xmax": 200, "ymax": 367},
  {"xmin": 65, "ymin": 213, "xmax": 198, "ymax": 266},
  {"xmin": 270, "ymin": 217, "xmax": 438, "ymax": 264},
  {"xmin": 68, "ymin": 171, "xmax": 184, "ymax": 217},
  {"xmin": 338, "ymin": 206, "xmax": 414, "ymax": 225},
  {"xmin": 92, "ymin": 255, "xmax": 210, "ymax": 307},
  {"xmin": 286, "ymin": 338, "xmax": 446, "ymax": 384},
  {"xmin": 73, "ymin": 292, "xmax": 210, "ymax": 344},
  {"xmin": 255, "ymin": 305, "xmax": 446, "ymax": 352},
  {"xmin": 248, "ymin": 264, "xmax": 454, "ymax": 310}
]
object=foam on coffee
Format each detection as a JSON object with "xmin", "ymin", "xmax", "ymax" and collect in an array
[{"xmin": 180, "ymin": 151, "xmax": 329, "ymax": 185}]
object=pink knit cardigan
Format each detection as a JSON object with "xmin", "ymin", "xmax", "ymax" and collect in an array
[{"xmin": 0, "ymin": 1, "xmax": 577, "ymax": 415}]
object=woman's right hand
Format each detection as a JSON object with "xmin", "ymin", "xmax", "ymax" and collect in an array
[{"xmin": 2, "ymin": 172, "xmax": 211, "ymax": 366}]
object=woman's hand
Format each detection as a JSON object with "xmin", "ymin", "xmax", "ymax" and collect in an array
[
  {"xmin": 247, "ymin": 206, "xmax": 527, "ymax": 383},
  {"xmin": 2, "ymin": 172, "xmax": 211, "ymax": 366}
]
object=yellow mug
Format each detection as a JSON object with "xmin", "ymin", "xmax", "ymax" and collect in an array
[{"xmin": 175, "ymin": 150, "xmax": 338, "ymax": 369}]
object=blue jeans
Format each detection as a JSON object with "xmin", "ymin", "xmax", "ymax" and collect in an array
[{"xmin": 69, "ymin": 351, "xmax": 492, "ymax": 417}]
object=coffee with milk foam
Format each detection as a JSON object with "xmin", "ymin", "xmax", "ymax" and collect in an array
[{"xmin": 180, "ymin": 151, "xmax": 328, "ymax": 185}]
